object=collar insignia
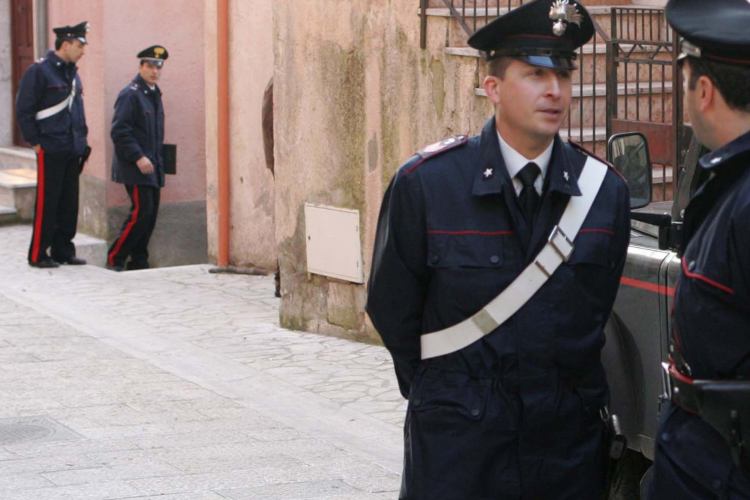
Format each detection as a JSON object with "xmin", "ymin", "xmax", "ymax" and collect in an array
[
  {"xmin": 549, "ymin": 0, "xmax": 582, "ymax": 37},
  {"xmin": 483, "ymin": 168, "xmax": 494, "ymax": 179}
]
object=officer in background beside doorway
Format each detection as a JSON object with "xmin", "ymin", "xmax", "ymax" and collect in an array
[
  {"xmin": 108, "ymin": 45, "xmax": 169, "ymax": 272},
  {"xmin": 649, "ymin": 0, "xmax": 750, "ymax": 497},
  {"xmin": 366, "ymin": 1, "xmax": 630, "ymax": 498},
  {"xmin": 16, "ymin": 21, "xmax": 91, "ymax": 268}
]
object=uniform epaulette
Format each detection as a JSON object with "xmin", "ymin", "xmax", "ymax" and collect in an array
[
  {"xmin": 401, "ymin": 134, "xmax": 470, "ymax": 175},
  {"xmin": 417, "ymin": 134, "xmax": 469, "ymax": 160},
  {"xmin": 129, "ymin": 83, "xmax": 139, "ymax": 91},
  {"xmin": 568, "ymin": 140, "xmax": 625, "ymax": 180},
  {"xmin": 36, "ymin": 57, "xmax": 45, "ymax": 63}
]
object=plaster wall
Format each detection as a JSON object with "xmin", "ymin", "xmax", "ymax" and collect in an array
[
  {"xmin": 273, "ymin": 1, "xmax": 493, "ymax": 341},
  {"xmin": 205, "ymin": 0, "xmax": 276, "ymax": 270},
  {"xmin": 0, "ymin": 0, "xmax": 13, "ymax": 146},
  {"xmin": 47, "ymin": 1, "xmax": 207, "ymax": 265}
]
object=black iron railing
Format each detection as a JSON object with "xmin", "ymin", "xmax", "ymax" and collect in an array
[
  {"xmin": 418, "ymin": 2, "xmax": 683, "ymax": 198},
  {"xmin": 608, "ymin": 7, "xmax": 680, "ymax": 200}
]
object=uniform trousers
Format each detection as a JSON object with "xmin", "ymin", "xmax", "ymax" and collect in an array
[
  {"xmin": 107, "ymin": 184, "xmax": 160, "ymax": 269},
  {"xmin": 27, "ymin": 149, "xmax": 81, "ymax": 264}
]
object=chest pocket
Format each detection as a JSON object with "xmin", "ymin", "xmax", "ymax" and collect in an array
[{"xmin": 426, "ymin": 233, "xmax": 522, "ymax": 317}]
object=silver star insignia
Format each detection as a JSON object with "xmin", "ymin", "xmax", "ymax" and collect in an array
[
  {"xmin": 563, "ymin": 171, "xmax": 570, "ymax": 181},
  {"xmin": 483, "ymin": 168, "xmax": 494, "ymax": 179}
]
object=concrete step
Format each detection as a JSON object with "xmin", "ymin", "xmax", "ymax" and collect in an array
[
  {"xmin": 0, "ymin": 146, "xmax": 36, "ymax": 170},
  {"xmin": 0, "ymin": 205, "xmax": 19, "ymax": 226},
  {"xmin": 0, "ymin": 168, "xmax": 36, "ymax": 221},
  {"xmin": 446, "ymin": 43, "xmax": 675, "ymax": 85},
  {"xmin": 476, "ymin": 81, "xmax": 674, "ymax": 128},
  {"xmin": 425, "ymin": 4, "xmax": 668, "ymax": 42},
  {"xmin": 72, "ymin": 231, "xmax": 108, "ymax": 268}
]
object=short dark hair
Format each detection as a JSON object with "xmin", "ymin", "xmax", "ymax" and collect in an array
[
  {"xmin": 54, "ymin": 38, "xmax": 64, "ymax": 50},
  {"xmin": 684, "ymin": 57, "xmax": 750, "ymax": 112},
  {"xmin": 487, "ymin": 57, "xmax": 513, "ymax": 79}
]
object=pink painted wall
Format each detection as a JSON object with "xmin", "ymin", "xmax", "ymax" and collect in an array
[{"xmin": 47, "ymin": 0, "xmax": 206, "ymax": 208}]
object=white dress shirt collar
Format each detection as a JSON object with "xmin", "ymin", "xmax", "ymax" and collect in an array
[{"xmin": 497, "ymin": 131, "xmax": 554, "ymax": 196}]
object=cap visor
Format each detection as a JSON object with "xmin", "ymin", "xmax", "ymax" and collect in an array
[{"xmin": 518, "ymin": 55, "xmax": 576, "ymax": 70}]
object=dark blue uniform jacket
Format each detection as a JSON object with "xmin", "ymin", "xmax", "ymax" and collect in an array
[
  {"xmin": 15, "ymin": 50, "xmax": 88, "ymax": 155},
  {"xmin": 367, "ymin": 118, "xmax": 630, "ymax": 499},
  {"xmin": 111, "ymin": 75, "xmax": 165, "ymax": 188},
  {"xmin": 652, "ymin": 131, "xmax": 750, "ymax": 498}
]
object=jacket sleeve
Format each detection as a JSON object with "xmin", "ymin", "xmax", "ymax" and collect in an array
[
  {"xmin": 15, "ymin": 64, "xmax": 43, "ymax": 146},
  {"xmin": 111, "ymin": 92, "xmax": 144, "ymax": 163},
  {"xmin": 366, "ymin": 163, "xmax": 429, "ymax": 398}
]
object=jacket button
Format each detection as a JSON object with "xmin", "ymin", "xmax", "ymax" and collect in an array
[
  {"xmin": 430, "ymin": 255, "xmax": 440, "ymax": 265},
  {"xmin": 470, "ymin": 408, "xmax": 480, "ymax": 417},
  {"xmin": 712, "ymin": 479, "xmax": 722, "ymax": 490},
  {"xmin": 489, "ymin": 255, "xmax": 500, "ymax": 265},
  {"xmin": 688, "ymin": 260, "xmax": 696, "ymax": 271},
  {"xmin": 413, "ymin": 399, "xmax": 422, "ymax": 407}
]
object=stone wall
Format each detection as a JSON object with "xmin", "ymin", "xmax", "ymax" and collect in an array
[
  {"xmin": 0, "ymin": 0, "xmax": 12, "ymax": 146},
  {"xmin": 273, "ymin": 1, "xmax": 493, "ymax": 342}
]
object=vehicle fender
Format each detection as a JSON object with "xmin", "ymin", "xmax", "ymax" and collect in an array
[{"xmin": 601, "ymin": 313, "xmax": 644, "ymax": 450}]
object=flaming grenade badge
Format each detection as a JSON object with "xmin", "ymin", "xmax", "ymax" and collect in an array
[{"xmin": 549, "ymin": 0, "xmax": 582, "ymax": 37}]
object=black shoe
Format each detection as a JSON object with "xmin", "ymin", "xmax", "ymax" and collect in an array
[
  {"xmin": 29, "ymin": 259, "xmax": 60, "ymax": 269},
  {"xmin": 55, "ymin": 256, "xmax": 87, "ymax": 265},
  {"xmin": 106, "ymin": 263, "xmax": 124, "ymax": 272}
]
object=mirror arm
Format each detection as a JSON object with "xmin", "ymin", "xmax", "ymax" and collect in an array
[{"xmin": 631, "ymin": 211, "xmax": 671, "ymax": 226}]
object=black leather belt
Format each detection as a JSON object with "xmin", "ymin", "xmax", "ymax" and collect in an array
[{"xmin": 665, "ymin": 362, "xmax": 750, "ymax": 472}]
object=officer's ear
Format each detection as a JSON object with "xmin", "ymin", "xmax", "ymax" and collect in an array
[
  {"xmin": 483, "ymin": 75, "xmax": 502, "ymax": 105},
  {"xmin": 694, "ymin": 74, "xmax": 717, "ymax": 113}
]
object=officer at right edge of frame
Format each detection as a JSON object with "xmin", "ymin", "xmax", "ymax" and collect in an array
[{"xmin": 649, "ymin": 0, "xmax": 750, "ymax": 497}]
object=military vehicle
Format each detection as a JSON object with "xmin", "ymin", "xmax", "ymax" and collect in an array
[{"xmin": 602, "ymin": 130, "xmax": 708, "ymax": 496}]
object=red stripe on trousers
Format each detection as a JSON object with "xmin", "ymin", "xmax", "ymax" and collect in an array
[
  {"xmin": 30, "ymin": 149, "xmax": 46, "ymax": 263},
  {"xmin": 108, "ymin": 186, "xmax": 140, "ymax": 265}
]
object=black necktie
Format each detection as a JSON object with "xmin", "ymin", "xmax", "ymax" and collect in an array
[{"xmin": 517, "ymin": 162, "xmax": 541, "ymax": 225}]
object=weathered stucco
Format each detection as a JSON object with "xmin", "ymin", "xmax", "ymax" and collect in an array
[
  {"xmin": 204, "ymin": 0, "xmax": 276, "ymax": 270},
  {"xmin": 0, "ymin": 0, "xmax": 12, "ymax": 146},
  {"xmin": 46, "ymin": 0, "xmax": 208, "ymax": 266},
  {"xmin": 273, "ymin": 1, "xmax": 494, "ymax": 342}
]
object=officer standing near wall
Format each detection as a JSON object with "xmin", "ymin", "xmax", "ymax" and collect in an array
[
  {"xmin": 366, "ymin": 1, "xmax": 630, "ymax": 498},
  {"xmin": 107, "ymin": 46, "xmax": 169, "ymax": 271},
  {"xmin": 649, "ymin": 0, "xmax": 750, "ymax": 497},
  {"xmin": 16, "ymin": 21, "xmax": 91, "ymax": 268}
]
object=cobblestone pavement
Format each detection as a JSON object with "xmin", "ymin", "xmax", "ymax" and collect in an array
[{"xmin": 0, "ymin": 225, "xmax": 404, "ymax": 499}]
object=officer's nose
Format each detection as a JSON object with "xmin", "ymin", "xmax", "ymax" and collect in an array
[{"xmin": 546, "ymin": 74, "xmax": 562, "ymax": 98}]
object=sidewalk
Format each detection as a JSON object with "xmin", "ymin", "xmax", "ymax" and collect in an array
[{"xmin": 0, "ymin": 225, "xmax": 404, "ymax": 499}]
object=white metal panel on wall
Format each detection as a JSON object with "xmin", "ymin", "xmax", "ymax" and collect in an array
[{"xmin": 304, "ymin": 203, "xmax": 363, "ymax": 284}]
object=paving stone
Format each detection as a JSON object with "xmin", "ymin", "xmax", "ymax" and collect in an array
[{"xmin": 0, "ymin": 225, "xmax": 403, "ymax": 497}]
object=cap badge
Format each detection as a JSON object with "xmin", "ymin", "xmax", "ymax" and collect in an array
[
  {"xmin": 154, "ymin": 47, "xmax": 165, "ymax": 58},
  {"xmin": 549, "ymin": 0, "xmax": 582, "ymax": 37}
]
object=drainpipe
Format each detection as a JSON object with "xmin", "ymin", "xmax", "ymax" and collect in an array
[{"xmin": 217, "ymin": 0, "xmax": 230, "ymax": 266}]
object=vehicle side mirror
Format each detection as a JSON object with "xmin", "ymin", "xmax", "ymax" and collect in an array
[{"xmin": 607, "ymin": 132, "xmax": 652, "ymax": 209}]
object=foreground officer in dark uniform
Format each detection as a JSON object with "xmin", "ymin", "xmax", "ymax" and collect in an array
[
  {"xmin": 16, "ymin": 21, "xmax": 91, "ymax": 268},
  {"xmin": 649, "ymin": 0, "xmax": 750, "ymax": 497},
  {"xmin": 108, "ymin": 46, "xmax": 168, "ymax": 271},
  {"xmin": 367, "ymin": 1, "xmax": 630, "ymax": 498}
]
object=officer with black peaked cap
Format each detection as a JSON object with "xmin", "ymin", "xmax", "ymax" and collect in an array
[
  {"xmin": 108, "ymin": 45, "xmax": 170, "ymax": 271},
  {"xmin": 16, "ymin": 21, "xmax": 91, "ymax": 268},
  {"xmin": 366, "ymin": 1, "xmax": 630, "ymax": 498},
  {"xmin": 648, "ymin": 0, "xmax": 750, "ymax": 497}
]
